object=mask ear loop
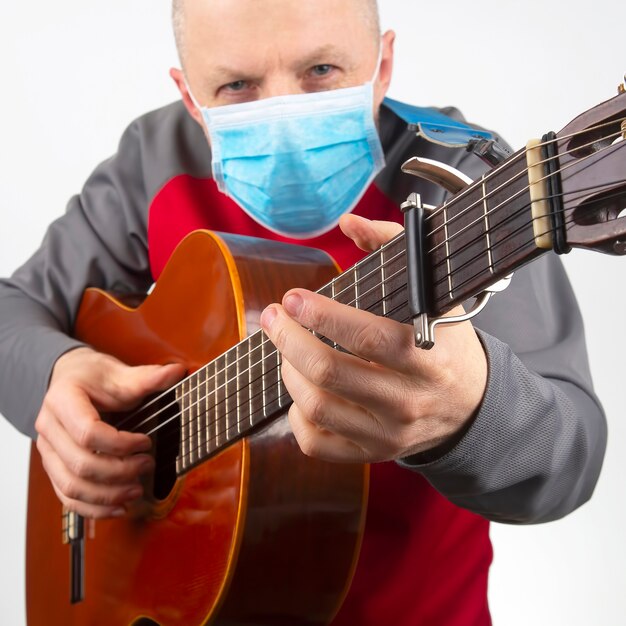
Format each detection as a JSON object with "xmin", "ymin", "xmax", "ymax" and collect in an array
[
  {"xmin": 369, "ymin": 40, "xmax": 384, "ymax": 85},
  {"xmin": 183, "ymin": 77, "xmax": 204, "ymax": 112}
]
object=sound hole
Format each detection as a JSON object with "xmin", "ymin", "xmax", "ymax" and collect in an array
[{"xmin": 151, "ymin": 389, "xmax": 181, "ymax": 501}]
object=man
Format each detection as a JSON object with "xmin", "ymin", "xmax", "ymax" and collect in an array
[{"xmin": 0, "ymin": 0, "xmax": 606, "ymax": 624}]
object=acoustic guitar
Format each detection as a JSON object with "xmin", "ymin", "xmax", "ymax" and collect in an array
[{"xmin": 26, "ymin": 89, "xmax": 626, "ymax": 625}]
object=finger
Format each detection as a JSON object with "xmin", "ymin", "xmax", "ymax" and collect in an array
[
  {"xmin": 339, "ymin": 214, "xmax": 404, "ymax": 252},
  {"xmin": 262, "ymin": 303, "xmax": 405, "ymax": 413},
  {"xmin": 95, "ymin": 362, "xmax": 186, "ymax": 410},
  {"xmin": 37, "ymin": 434, "xmax": 144, "ymax": 510},
  {"xmin": 39, "ymin": 406, "xmax": 154, "ymax": 485},
  {"xmin": 51, "ymin": 488, "xmax": 127, "ymax": 520},
  {"xmin": 43, "ymin": 385, "xmax": 153, "ymax": 457},
  {"xmin": 287, "ymin": 406, "xmax": 368, "ymax": 463},
  {"xmin": 281, "ymin": 358, "xmax": 394, "ymax": 460},
  {"xmin": 279, "ymin": 288, "xmax": 417, "ymax": 370}
]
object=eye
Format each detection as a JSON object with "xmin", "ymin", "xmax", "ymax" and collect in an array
[
  {"xmin": 310, "ymin": 64, "xmax": 334, "ymax": 77},
  {"xmin": 223, "ymin": 80, "xmax": 249, "ymax": 92}
]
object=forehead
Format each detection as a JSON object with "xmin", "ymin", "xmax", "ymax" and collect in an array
[{"xmin": 182, "ymin": 0, "xmax": 376, "ymax": 71}]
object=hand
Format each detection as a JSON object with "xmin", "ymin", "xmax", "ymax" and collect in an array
[
  {"xmin": 35, "ymin": 347, "xmax": 185, "ymax": 518},
  {"xmin": 260, "ymin": 214, "xmax": 488, "ymax": 463}
]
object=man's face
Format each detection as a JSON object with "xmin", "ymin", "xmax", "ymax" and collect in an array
[{"xmin": 173, "ymin": 0, "xmax": 394, "ymax": 121}]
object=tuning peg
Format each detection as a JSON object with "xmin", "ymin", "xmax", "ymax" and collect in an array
[{"xmin": 619, "ymin": 75, "xmax": 626, "ymax": 94}]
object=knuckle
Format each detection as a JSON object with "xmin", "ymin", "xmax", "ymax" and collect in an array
[
  {"xmin": 297, "ymin": 432, "xmax": 321, "ymax": 458},
  {"xmin": 70, "ymin": 456, "xmax": 93, "ymax": 480},
  {"xmin": 305, "ymin": 303, "xmax": 325, "ymax": 330},
  {"xmin": 272, "ymin": 322, "xmax": 289, "ymax": 352},
  {"xmin": 308, "ymin": 354, "xmax": 337, "ymax": 388},
  {"xmin": 60, "ymin": 477, "xmax": 81, "ymax": 500},
  {"xmin": 304, "ymin": 395, "xmax": 329, "ymax": 428},
  {"xmin": 352, "ymin": 322, "xmax": 387, "ymax": 357},
  {"xmin": 93, "ymin": 490, "xmax": 123, "ymax": 507},
  {"xmin": 77, "ymin": 422, "xmax": 98, "ymax": 449}
]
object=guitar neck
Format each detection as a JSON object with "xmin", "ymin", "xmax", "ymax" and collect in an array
[{"xmin": 170, "ymin": 148, "xmax": 549, "ymax": 475}]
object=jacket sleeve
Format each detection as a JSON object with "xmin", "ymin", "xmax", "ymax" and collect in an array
[
  {"xmin": 0, "ymin": 119, "xmax": 153, "ymax": 438},
  {"xmin": 398, "ymin": 150, "xmax": 607, "ymax": 524}
]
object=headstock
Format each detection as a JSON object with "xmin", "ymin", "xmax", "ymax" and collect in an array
[{"xmin": 557, "ymin": 88, "xmax": 626, "ymax": 255}]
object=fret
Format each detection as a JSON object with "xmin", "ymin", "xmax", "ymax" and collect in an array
[
  {"xmin": 206, "ymin": 359, "xmax": 217, "ymax": 455},
  {"xmin": 482, "ymin": 177, "xmax": 494, "ymax": 274},
  {"xmin": 482, "ymin": 152, "xmax": 541, "ymax": 277},
  {"xmin": 196, "ymin": 369, "xmax": 206, "ymax": 459},
  {"xmin": 215, "ymin": 354, "xmax": 226, "ymax": 448},
  {"xmin": 444, "ymin": 184, "xmax": 493, "ymax": 301},
  {"xmin": 176, "ymin": 379, "xmax": 189, "ymax": 472},
  {"xmin": 443, "ymin": 206, "xmax": 453, "ymax": 300},
  {"xmin": 331, "ymin": 267, "xmax": 358, "ymax": 352},
  {"xmin": 380, "ymin": 243, "xmax": 389, "ymax": 317},
  {"xmin": 188, "ymin": 371, "xmax": 199, "ymax": 465},
  {"xmin": 248, "ymin": 331, "xmax": 264, "ymax": 426},
  {"xmin": 354, "ymin": 252, "xmax": 385, "ymax": 316},
  {"xmin": 224, "ymin": 349, "xmax": 238, "ymax": 440},
  {"xmin": 261, "ymin": 335, "xmax": 283, "ymax": 417},
  {"xmin": 379, "ymin": 237, "xmax": 408, "ymax": 323},
  {"xmin": 236, "ymin": 341, "xmax": 247, "ymax": 435},
  {"xmin": 329, "ymin": 280, "xmax": 339, "ymax": 349},
  {"xmin": 276, "ymin": 350, "xmax": 285, "ymax": 409},
  {"xmin": 261, "ymin": 332, "xmax": 269, "ymax": 418},
  {"xmin": 333, "ymin": 266, "xmax": 357, "ymax": 308},
  {"xmin": 427, "ymin": 152, "xmax": 541, "ymax": 312}
]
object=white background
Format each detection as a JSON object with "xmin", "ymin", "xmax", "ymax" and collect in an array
[{"xmin": 0, "ymin": 1, "xmax": 624, "ymax": 624}]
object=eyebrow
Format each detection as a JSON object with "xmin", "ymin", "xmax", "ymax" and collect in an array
[
  {"xmin": 291, "ymin": 45, "xmax": 353, "ymax": 72},
  {"xmin": 207, "ymin": 44, "xmax": 354, "ymax": 85}
]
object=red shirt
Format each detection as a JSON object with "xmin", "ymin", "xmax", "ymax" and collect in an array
[{"xmin": 148, "ymin": 176, "xmax": 492, "ymax": 626}]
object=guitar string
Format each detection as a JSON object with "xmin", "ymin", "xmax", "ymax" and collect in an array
[
  {"xmin": 429, "ymin": 146, "xmax": 625, "ymax": 294},
  {"xmin": 145, "ymin": 200, "xmax": 580, "ymax": 466},
  {"xmin": 157, "ymin": 207, "xmax": 587, "ymax": 474},
  {"xmin": 425, "ymin": 128, "xmax": 624, "ymax": 253},
  {"xmin": 119, "ymin": 131, "xmax": 620, "ymax": 434},
  {"xmin": 116, "ymin": 161, "xmax": 620, "ymax": 444},
  {"xmin": 117, "ymin": 124, "xmax": 625, "ymax": 432},
  {"xmin": 133, "ymin": 185, "xmax": 612, "ymax": 468},
  {"xmin": 429, "ymin": 182, "xmax": 626, "ymax": 294},
  {"xmin": 146, "ymin": 126, "xmax": 626, "ymax": 462},
  {"xmin": 114, "ymin": 127, "xmax": 626, "ymax": 442},
  {"xmin": 118, "ymin": 252, "xmax": 409, "ymax": 434},
  {"xmin": 423, "ymin": 116, "xmax": 626, "ymax": 226},
  {"xmin": 119, "ymin": 132, "xmax": 625, "ymax": 435}
]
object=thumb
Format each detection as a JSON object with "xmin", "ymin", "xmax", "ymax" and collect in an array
[
  {"xmin": 132, "ymin": 362, "xmax": 187, "ymax": 396},
  {"xmin": 339, "ymin": 213, "xmax": 404, "ymax": 252},
  {"xmin": 104, "ymin": 362, "xmax": 186, "ymax": 408}
]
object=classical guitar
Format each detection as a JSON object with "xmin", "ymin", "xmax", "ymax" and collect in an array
[{"xmin": 26, "ymin": 89, "xmax": 626, "ymax": 625}]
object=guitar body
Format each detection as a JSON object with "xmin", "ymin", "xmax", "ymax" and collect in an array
[{"xmin": 26, "ymin": 230, "xmax": 369, "ymax": 626}]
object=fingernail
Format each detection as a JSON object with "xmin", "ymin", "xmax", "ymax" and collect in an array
[
  {"xmin": 283, "ymin": 293, "xmax": 303, "ymax": 317},
  {"xmin": 139, "ymin": 459, "xmax": 155, "ymax": 475},
  {"xmin": 260, "ymin": 306, "xmax": 278, "ymax": 331},
  {"xmin": 127, "ymin": 487, "xmax": 143, "ymax": 500},
  {"xmin": 111, "ymin": 508, "xmax": 126, "ymax": 518}
]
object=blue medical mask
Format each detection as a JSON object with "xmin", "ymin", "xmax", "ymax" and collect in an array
[{"xmin": 187, "ymin": 54, "xmax": 385, "ymax": 238}]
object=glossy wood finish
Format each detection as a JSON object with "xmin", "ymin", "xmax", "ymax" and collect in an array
[
  {"xmin": 556, "ymin": 90, "xmax": 626, "ymax": 254},
  {"xmin": 26, "ymin": 230, "xmax": 368, "ymax": 626}
]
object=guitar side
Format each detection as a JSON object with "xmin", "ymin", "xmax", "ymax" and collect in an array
[{"xmin": 26, "ymin": 230, "xmax": 369, "ymax": 626}]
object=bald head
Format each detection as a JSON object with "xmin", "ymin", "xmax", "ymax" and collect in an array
[{"xmin": 172, "ymin": 0, "xmax": 381, "ymax": 67}]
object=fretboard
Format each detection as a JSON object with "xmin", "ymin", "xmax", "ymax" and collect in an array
[{"xmin": 155, "ymin": 149, "xmax": 545, "ymax": 475}]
